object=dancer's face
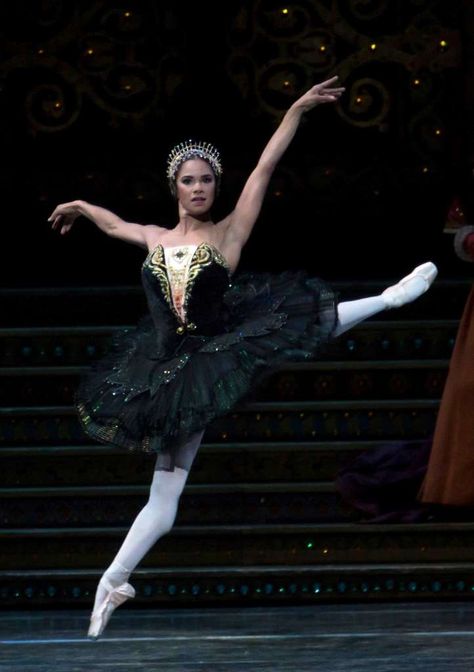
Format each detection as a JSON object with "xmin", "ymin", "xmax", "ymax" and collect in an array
[{"xmin": 176, "ymin": 158, "xmax": 216, "ymax": 213}]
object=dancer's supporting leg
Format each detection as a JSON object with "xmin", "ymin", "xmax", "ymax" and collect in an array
[
  {"xmin": 88, "ymin": 430, "xmax": 204, "ymax": 639},
  {"xmin": 333, "ymin": 261, "xmax": 437, "ymax": 337}
]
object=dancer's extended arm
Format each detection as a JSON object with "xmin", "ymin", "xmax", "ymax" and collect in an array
[
  {"xmin": 48, "ymin": 200, "xmax": 160, "ymax": 248},
  {"xmin": 221, "ymin": 76, "xmax": 344, "ymax": 247}
]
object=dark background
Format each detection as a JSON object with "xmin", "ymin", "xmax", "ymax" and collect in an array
[{"xmin": 0, "ymin": 0, "xmax": 472, "ymax": 288}]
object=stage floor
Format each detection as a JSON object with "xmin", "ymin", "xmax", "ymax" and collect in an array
[{"xmin": 1, "ymin": 602, "xmax": 473, "ymax": 671}]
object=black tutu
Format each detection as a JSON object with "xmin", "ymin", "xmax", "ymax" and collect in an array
[{"xmin": 77, "ymin": 243, "xmax": 338, "ymax": 468}]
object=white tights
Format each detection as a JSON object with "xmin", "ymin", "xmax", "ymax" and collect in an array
[
  {"xmin": 92, "ymin": 431, "xmax": 203, "ymax": 612},
  {"xmin": 93, "ymin": 269, "xmax": 431, "ymax": 608},
  {"xmin": 334, "ymin": 296, "xmax": 386, "ymax": 336}
]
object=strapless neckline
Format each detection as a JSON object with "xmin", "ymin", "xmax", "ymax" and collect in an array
[{"xmin": 146, "ymin": 241, "xmax": 232, "ymax": 275}]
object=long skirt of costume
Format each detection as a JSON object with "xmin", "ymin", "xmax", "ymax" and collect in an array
[{"xmin": 419, "ymin": 285, "xmax": 474, "ymax": 506}]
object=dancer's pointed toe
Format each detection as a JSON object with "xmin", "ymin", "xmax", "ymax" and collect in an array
[
  {"xmin": 382, "ymin": 261, "xmax": 438, "ymax": 309},
  {"xmin": 410, "ymin": 261, "xmax": 438, "ymax": 287},
  {"xmin": 87, "ymin": 579, "xmax": 135, "ymax": 640}
]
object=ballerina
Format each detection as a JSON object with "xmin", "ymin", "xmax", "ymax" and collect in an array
[{"xmin": 49, "ymin": 76, "xmax": 437, "ymax": 639}]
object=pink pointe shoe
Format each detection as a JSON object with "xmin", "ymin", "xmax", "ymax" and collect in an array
[
  {"xmin": 382, "ymin": 261, "xmax": 438, "ymax": 309},
  {"xmin": 87, "ymin": 577, "xmax": 135, "ymax": 640}
]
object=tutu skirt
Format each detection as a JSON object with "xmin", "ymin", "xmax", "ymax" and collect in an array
[{"xmin": 77, "ymin": 270, "xmax": 338, "ymax": 468}]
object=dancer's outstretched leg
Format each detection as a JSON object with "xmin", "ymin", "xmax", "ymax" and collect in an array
[
  {"xmin": 88, "ymin": 430, "xmax": 204, "ymax": 639},
  {"xmin": 333, "ymin": 261, "xmax": 437, "ymax": 337}
]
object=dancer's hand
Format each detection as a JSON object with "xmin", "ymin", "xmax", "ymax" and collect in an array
[
  {"xmin": 48, "ymin": 200, "xmax": 84, "ymax": 235},
  {"xmin": 291, "ymin": 76, "xmax": 345, "ymax": 113}
]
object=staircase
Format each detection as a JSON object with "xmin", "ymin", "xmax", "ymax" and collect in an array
[{"xmin": 1, "ymin": 281, "xmax": 473, "ymax": 608}]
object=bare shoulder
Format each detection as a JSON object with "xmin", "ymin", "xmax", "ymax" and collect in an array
[{"xmin": 143, "ymin": 224, "xmax": 171, "ymax": 251}]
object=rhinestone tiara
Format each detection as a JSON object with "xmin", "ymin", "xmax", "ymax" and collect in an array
[{"xmin": 166, "ymin": 139, "xmax": 222, "ymax": 181}]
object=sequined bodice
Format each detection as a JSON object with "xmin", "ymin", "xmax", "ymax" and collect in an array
[{"xmin": 142, "ymin": 242, "xmax": 232, "ymax": 336}]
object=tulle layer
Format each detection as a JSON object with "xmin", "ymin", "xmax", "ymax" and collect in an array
[{"xmin": 77, "ymin": 271, "xmax": 338, "ymax": 461}]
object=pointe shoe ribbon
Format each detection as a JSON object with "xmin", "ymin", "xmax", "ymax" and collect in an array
[
  {"xmin": 88, "ymin": 579, "xmax": 135, "ymax": 640},
  {"xmin": 382, "ymin": 262, "xmax": 438, "ymax": 309}
]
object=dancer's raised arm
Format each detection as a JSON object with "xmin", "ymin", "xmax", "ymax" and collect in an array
[{"xmin": 221, "ymin": 76, "xmax": 344, "ymax": 248}]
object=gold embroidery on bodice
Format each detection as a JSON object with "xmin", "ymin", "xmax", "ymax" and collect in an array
[
  {"xmin": 146, "ymin": 245, "xmax": 172, "ymax": 315},
  {"xmin": 144, "ymin": 242, "xmax": 230, "ymax": 325}
]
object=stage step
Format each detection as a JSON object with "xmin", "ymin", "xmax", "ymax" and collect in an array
[
  {"xmin": 2, "ymin": 563, "xmax": 474, "ymax": 607},
  {"xmin": 1, "ymin": 523, "xmax": 473, "ymax": 572},
  {"xmin": 0, "ymin": 401, "xmax": 439, "ymax": 445},
  {"xmin": 0, "ymin": 440, "xmax": 418, "ymax": 486},
  {"xmin": 0, "ymin": 481, "xmax": 358, "ymax": 527}
]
